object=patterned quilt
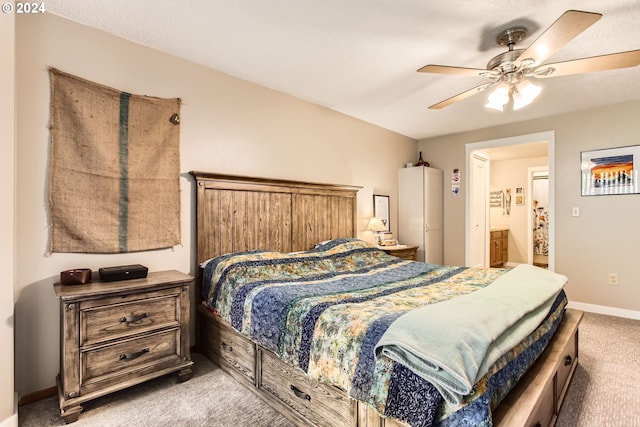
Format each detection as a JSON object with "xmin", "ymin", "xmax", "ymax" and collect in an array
[{"xmin": 202, "ymin": 238, "xmax": 567, "ymax": 427}]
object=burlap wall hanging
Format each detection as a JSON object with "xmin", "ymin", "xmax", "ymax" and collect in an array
[{"xmin": 48, "ymin": 68, "xmax": 181, "ymax": 253}]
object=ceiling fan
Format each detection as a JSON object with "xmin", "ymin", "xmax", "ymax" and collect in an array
[{"xmin": 418, "ymin": 10, "xmax": 640, "ymax": 111}]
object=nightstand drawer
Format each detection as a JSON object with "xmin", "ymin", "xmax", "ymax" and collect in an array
[
  {"xmin": 80, "ymin": 288, "xmax": 180, "ymax": 346},
  {"xmin": 81, "ymin": 328, "xmax": 181, "ymax": 387}
]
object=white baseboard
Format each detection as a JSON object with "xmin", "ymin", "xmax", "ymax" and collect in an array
[
  {"xmin": 567, "ymin": 301, "xmax": 640, "ymax": 320},
  {"xmin": 0, "ymin": 393, "xmax": 18, "ymax": 427}
]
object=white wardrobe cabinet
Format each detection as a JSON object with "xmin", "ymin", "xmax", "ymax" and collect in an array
[{"xmin": 398, "ymin": 166, "xmax": 443, "ymax": 264}]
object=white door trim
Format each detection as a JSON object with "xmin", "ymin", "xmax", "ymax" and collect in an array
[{"xmin": 466, "ymin": 151, "xmax": 489, "ymax": 267}]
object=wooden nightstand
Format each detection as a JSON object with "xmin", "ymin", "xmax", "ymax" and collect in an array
[
  {"xmin": 54, "ymin": 270, "xmax": 194, "ymax": 423},
  {"xmin": 378, "ymin": 245, "xmax": 419, "ymax": 260}
]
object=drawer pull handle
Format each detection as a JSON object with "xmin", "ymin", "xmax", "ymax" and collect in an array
[
  {"xmin": 564, "ymin": 355, "xmax": 573, "ymax": 366},
  {"xmin": 119, "ymin": 348, "xmax": 149, "ymax": 361},
  {"xmin": 221, "ymin": 342, "xmax": 233, "ymax": 352},
  {"xmin": 290, "ymin": 385, "xmax": 311, "ymax": 401},
  {"xmin": 120, "ymin": 312, "xmax": 149, "ymax": 324}
]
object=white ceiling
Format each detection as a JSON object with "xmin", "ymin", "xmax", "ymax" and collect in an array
[{"xmin": 45, "ymin": 0, "xmax": 640, "ymax": 140}]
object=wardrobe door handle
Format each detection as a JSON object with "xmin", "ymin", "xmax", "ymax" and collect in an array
[{"xmin": 564, "ymin": 355, "xmax": 573, "ymax": 366}]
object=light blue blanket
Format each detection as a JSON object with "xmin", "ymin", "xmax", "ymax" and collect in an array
[{"xmin": 375, "ymin": 264, "xmax": 567, "ymax": 405}]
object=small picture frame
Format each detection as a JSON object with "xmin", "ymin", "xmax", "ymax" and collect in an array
[
  {"xmin": 581, "ymin": 145, "xmax": 640, "ymax": 196},
  {"xmin": 515, "ymin": 187, "xmax": 524, "ymax": 206},
  {"xmin": 373, "ymin": 194, "xmax": 390, "ymax": 232},
  {"xmin": 489, "ymin": 191, "xmax": 503, "ymax": 207}
]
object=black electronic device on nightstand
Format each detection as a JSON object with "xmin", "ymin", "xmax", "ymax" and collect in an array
[{"xmin": 98, "ymin": 264, "xmax": 148, "ymax": 282}]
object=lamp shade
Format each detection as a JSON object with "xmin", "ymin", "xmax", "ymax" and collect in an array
[
  {"xmin": 513, "ymin": 79, "xmax": 542, "ymax": 110},
  {"xmin": 367, "ymin": 217, "xmax": 386, "ymax": 232},
  {"xmin": 485, "ymin": 83, "xmax": 510, "ymax": 111},
  {"xmin": 484, "ymin": 78, "xmax": 543, "ymax": 112}
]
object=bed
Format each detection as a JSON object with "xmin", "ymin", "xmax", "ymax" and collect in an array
[{"xmin": 190, "ymin": 171, "xmax": 582, "ymax": 427}]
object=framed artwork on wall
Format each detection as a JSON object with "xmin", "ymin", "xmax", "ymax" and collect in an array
[
  {"xmin": 489, "ymin": 191, "xmax": 503, "ymax": 207},
  {"xmin": 373, "ymin": 194, "xmax": 390, "ymax": 232},
  {"xmin": 515, "ymin": 187, "xmax": 525, "ymax": 206},
  {"xmin": 581, "ymin": 145, "xmax": 640, "ymax": 196}
]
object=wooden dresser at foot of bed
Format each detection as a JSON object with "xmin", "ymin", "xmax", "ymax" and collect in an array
[
  {"xmin": 54, "ymin": 270, "xmax": 194, "ymax": 423},
  {"xmin": 199, "ymin": 305, "xmax": 583, "ymax": 427}
]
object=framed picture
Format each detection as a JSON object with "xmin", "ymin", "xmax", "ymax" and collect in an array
[
  {"xmin": 489, "ymin": 191, "xmax": 503, "ymax": 207},
  {"xmin": 515, "ymin": 187, "xmax": 524, "ymax": 206},
  {"xmin": 581, "ymin": 145, "xmax": 640, "ymax": 196},
  {"xmin": 373, "ymin": 194, "xmax": 390, "ymax": 232}
]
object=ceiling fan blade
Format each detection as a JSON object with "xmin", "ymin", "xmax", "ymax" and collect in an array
[
  {"xmin": 516, "ymin": 10, "xmax": 602, "ymax": 67},
  {"xmin": 534, "ymin": 50, "xmax": 640, "ymax": 78},
  {"xmin": 418, "ymin": 64, "xmax": 490, "ymax": 77},
  {"xmin": 428, "ymin": 83, "xmax": 494, "ymax": 110}
]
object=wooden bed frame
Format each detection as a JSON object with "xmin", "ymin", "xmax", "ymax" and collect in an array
[{"xmin": 190, "ymin": 171, "xmax": 582, "ymax": 427}]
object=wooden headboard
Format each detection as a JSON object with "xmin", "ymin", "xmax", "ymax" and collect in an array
[{"xmin": 190, "ymin": 171, "xmax": 361, "ymax": 269}]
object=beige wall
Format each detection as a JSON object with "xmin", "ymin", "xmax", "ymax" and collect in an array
[
  {"xmin": 14, "ymin": 13, "xmax": 416, "ymax": 397},
  {"xmin": 419, "ymin": 101, "xmax": 640, "ymax": 313},
  {"xmin": 1, "ymin": 7, "xmax": 17, "ymax": 427}
]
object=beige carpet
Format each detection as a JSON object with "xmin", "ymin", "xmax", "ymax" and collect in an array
[
  {"xmin": 18, "ymin": 353, "xmax": 293, "ymax": 427},
  {"xmin": 19, "ymin": 312, "xmax": 640, "ymax": 426},
  {"xmin": 556, "ymin": 312, "xmax": 640, "ymax": 427}
]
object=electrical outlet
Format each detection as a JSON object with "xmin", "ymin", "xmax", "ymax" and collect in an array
[{"xmin": 608, "ymin": 273, "xmax": 619, "ymax": 286}]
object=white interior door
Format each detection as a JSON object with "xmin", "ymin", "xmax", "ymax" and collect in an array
[{"xmin": 469, "ymin": 152, "xmax": 488, "ymax": 267}]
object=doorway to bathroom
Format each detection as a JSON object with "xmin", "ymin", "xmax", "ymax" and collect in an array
[{"xmin": 466, "ymin": 131, "xmax": 555, "ymax": 270}]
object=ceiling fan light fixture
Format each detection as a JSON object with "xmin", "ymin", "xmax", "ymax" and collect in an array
[
  {"xmin": 485, "ymin": 84, "xmax": 510, "ymax": 111},
  {"xmin": 513, "ymin": 79, "xmax": 542, "ymax": 110},
  {"xmin": 419, "ymin": 11, "xmax": 631, "ymax": 111}
]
